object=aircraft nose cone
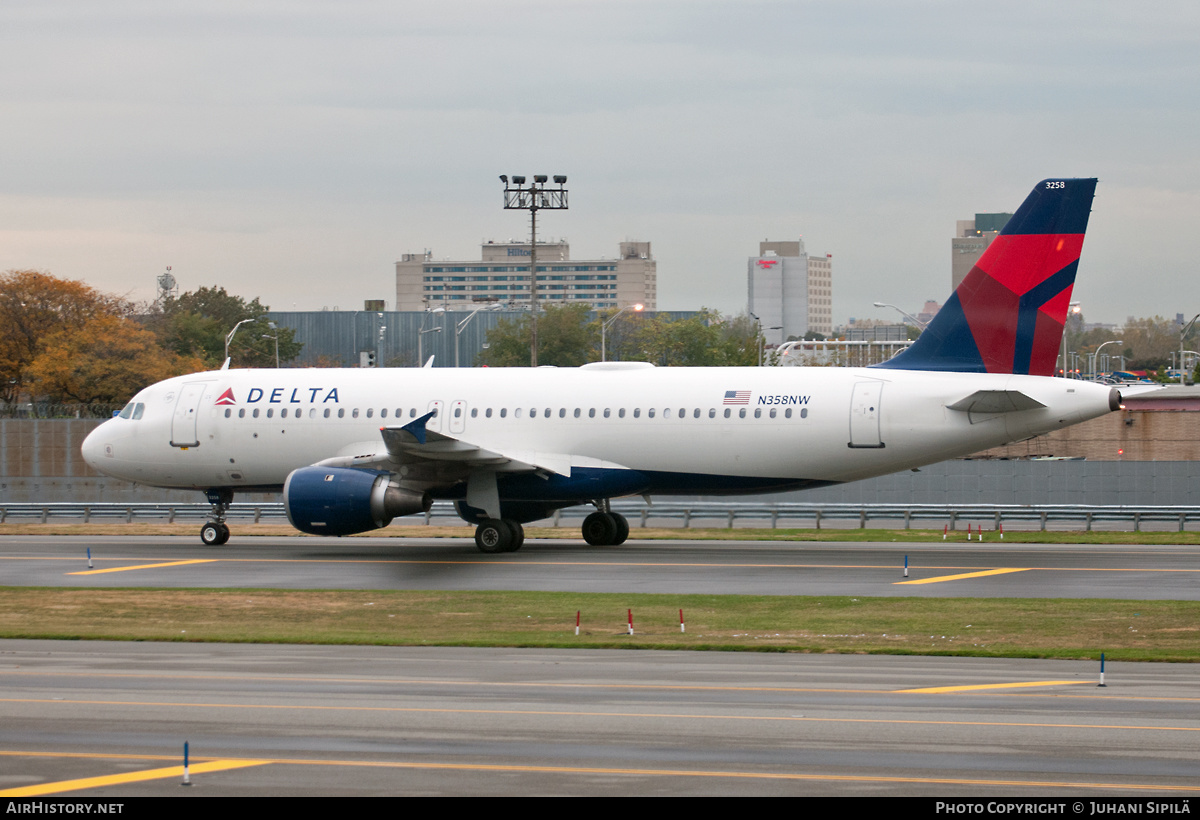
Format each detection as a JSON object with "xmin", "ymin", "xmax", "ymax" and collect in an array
[{"xmin": 81, "ymin": 424, "xmax": 110, "ymax": 473}]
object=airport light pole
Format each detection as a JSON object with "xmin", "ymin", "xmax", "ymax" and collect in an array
[
  {"xmin": 1060, "ymin": 301, "xmax": 1081, "ymax": 377},
  {"xmin": 762, "ymin": 326, "xmax": 782, "ymax": 366},
  {"xmin": 376, "ymin": 314, "xmax": 387, "ymax": 368},
  {"xmin": 261, "ymin": 322, "xmax": 280, "ymax": 368},
  {"xmin": 1091, "ymin": 339, "xmax": 1123, "ymax": 380},
  {"xmin": 500, "ymin": 174, "xmax": 568, "ymax": 367},
  {"xmin": 601, "ymin": 303, "xmax": 643, "ymax": 362},
  {"xmin": 224, "ymin": 319, "xmax": 256, "ymax": 364},
  {"xmin": 1181, "ymin": 314, "xmax": 1200, "ymax": 385},
  {"xmin": 418, "ymin": 307, "xmax": 445, "ymax": 367},
  {"xmin": 455, "ymin": 302, "xmax": 501, "ymax": 367},
  {"xmin": 873, "ymin": 301, "xmax": 927, "ymax": 330}
]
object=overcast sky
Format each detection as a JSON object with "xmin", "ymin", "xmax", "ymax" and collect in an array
[{"xmin": 3, "ymin": 1, "xmax": 1198, "ymax": 327}]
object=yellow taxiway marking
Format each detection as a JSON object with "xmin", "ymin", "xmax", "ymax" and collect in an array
[
  {"xmin": 2, "ymin": 697, "xmax": 1198, "ymax": 733},
  {"xmin": 0, "ymin": 758, "xmax": 269, "ymax": 797},
  {"xmin": 66, "ymin": 559, "xmax": 217, "ymax": 576},
  {"xmin": 896, "ymin": 680, "xmax": 1088, "ymax": 694},
  {"xmin": 895, "ymin": 567, "xmax": 1030, "ymax": 585},
  {"xmin": 8, "ymin": 554, "xmax": 1200, "ymax": 574},
  {"xmin": 0, "ymin": 750, "xmax": 1195, "ymax": 793},
  {"xmin": 9, "ymin": 667, "xmax": 1200, "ymax": 705},
  {"xmin": 7, "ymin": 669, "xmax": 1200, "ymax": 703}
]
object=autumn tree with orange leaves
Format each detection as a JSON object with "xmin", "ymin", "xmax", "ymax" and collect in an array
[
  {"xmin": 27, "ymin": 314, "xmax": 207, "ymax": 404},
  {"xmin": 0, "ymin": 270, "xmax": 131, "ymax": 402},
  {"xmin": 1, "ymin": 270, "xmax": 206, "ymax": 405}
]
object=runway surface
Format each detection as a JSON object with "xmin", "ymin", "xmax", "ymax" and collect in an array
[
  {"xmin": 1, "ymin": 640, "xmax": 1198, "ymax": 797},
  {"xmin": 1, "ymin": 534, "xmax": 1198, "ymax": 599},
  {"xmin": 3, "ymin": 534, "xmax": 1197, "ymax": 797}
]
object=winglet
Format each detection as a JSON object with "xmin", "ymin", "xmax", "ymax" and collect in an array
[
  {"xmin": 875, "ymin": 178, "xmax": 1097, "ymax": 376},
  {"xmin": 398, "ymin": 410, "xmax": 436, "ymax": 445}
]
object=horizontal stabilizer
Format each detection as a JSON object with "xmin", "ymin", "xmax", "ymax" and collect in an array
[{"xmin": 947, "ymin": 390, "xmax": 1046, "ymax": 414}]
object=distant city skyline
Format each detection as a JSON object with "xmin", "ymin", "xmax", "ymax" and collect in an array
[{"xmin": 2, "ymin": 2, "xmax": 1197, "ymax": 328}]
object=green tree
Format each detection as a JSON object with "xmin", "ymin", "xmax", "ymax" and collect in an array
[
  {"xmin": 478, "ymin": 305, "xmax": 766, "ymax": 368},
  {"xmin": 147, "ymin": 286, "xmax": 302, "ymax": 368},
  {"xmin": 478, "ymin": 304, "xmax": 596, "ymax": 367},
  {"xmin": 629, "ymin": 310, "xmax": 760, "ymax": 366},
  {"xmin": 1118, "ymin": 316, "xmax": 1180, "ymax": 373}
]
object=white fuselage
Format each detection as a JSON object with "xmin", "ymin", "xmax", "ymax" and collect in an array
[{"xmin": 81, "ymin": 363, "xmax": 1117, "ymax": 497}]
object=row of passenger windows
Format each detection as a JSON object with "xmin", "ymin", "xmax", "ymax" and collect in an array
[{"xmin": 222, "ymin": 406, "xmax": 809, "ymax": 420}]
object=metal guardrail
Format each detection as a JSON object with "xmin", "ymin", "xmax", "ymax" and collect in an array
[{"xmin": 3, "ymin": 501, "xmax": 1200, "ymax": 532}]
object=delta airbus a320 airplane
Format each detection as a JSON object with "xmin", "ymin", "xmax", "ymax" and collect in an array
[{"xmin": 82, "ymin": 178, "xmax": 1120, "ymax": 552}]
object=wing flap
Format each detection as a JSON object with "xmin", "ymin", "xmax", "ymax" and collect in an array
[{"xmin": 313, "ymin": 411, "xmax": 571, "ymax": 477}]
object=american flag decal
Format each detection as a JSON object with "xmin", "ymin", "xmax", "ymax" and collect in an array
[{"xmin": 723, "ymin": 390, "xmax": 751, "ymax": 405}]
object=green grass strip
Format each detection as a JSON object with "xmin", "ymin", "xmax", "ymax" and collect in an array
[{"xmin": 2, "ymin": 588, "xmax": 1196, "ymax": 662}]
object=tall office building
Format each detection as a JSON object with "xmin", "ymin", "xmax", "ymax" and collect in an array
[
  {"xmin": 747, "ymin": 239, "xmax": 833, "ymax": 346},
  {"xmin": 395, "ymin": 240, "xmax": 656, "ymax": 311},
  {"xmin": 952, "ymin": 212, "xmax": 1012, "ymax": 290}
]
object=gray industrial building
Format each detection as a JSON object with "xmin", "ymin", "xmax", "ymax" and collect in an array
[{"xmin": 265, "ymin": 308, "xmax": 698, "ymax": 369}]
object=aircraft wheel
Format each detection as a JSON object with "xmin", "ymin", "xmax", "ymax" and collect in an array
[
  {"xmin": 582, "ymin": 511, "xmax": 618, "ymax": 546},
  {"xmin": 200, "ymin": 523, "xmax": 224, "ymax": 546},
  {"xmin": 611, "ymin": 513, "xmax": 630, "ymax": 546},
  {"xmin": 475, "ymin": 519, "xmax": 513, "ymax": 553},
  {"xmin": 214, "ymin": 523, "xmax": 231, "ymax": 545},
  {"xmin": 504, "ymin": 521, "xmax": 525, "ymax": 552}
]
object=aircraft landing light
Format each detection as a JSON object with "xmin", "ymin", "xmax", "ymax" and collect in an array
[
  {"xmin": 895, "ymin": 681, "xmax": 1089, "ymax": 694},
  {"xmin": 0, "ymin": 758, "xmax": 269, "ymax": 797},
  {"xmin": 66, "ymin": 559, "xmax": 218, "ymax": 576},
  {"xmin": 894, "ymin": 567, "xmax": 1030, "ymax": 585}
]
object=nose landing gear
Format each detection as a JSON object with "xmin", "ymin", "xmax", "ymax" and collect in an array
[
  {"xmin": 201, "ymin": 488, "xmax": 233, "ymax": 545},
  {"xmin": 200, "ymin": 521, "xmax": 231, "ymax": 546}
]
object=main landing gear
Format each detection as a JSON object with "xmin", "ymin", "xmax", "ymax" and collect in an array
[
  {"xmin": 200, "ymin": 488, "xmax": 233, "ymax": 546},
  {"xmin": 582, "ymin": 510, "xmax": 630, "ymax": 546},
  {"xmin": 474, "ymin": 519, "xmax": 525, "ymax": 553},
  {"xmin": 471, "ymin": 506, "xmax": 630, "ymax": 553}
]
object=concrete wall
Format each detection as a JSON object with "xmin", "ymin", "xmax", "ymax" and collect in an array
[
  {"xmin": 975, "ymin": 406, "xmax": 1200, "ymax": 461},
  {"xmin": 0, "ymin": 420, "xmax": 274, "ymax": 503},
  {"xmin": 785, "ymin": 459, "xmax": 1199, "ymax": 507}
]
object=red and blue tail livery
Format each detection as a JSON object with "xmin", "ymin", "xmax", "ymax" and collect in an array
[{"xmin": 876, "ymin": 178, "xmax": 1097, "ymax": 376}]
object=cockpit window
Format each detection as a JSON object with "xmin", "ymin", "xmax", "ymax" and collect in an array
[{"xmin": 117, "ymin": 402, "xmax": 145, "ymax": 420}]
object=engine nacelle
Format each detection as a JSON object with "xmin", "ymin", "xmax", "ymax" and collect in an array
[{"xmin": 283, "ymin": 466, "xmax": 431, "ymax": 536}]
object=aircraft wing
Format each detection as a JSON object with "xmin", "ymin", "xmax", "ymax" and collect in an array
[{"xmin": 313, "ymin": 411, "xmax": 571, "ymax": 476}]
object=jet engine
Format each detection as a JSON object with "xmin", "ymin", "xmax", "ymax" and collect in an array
[{"xmin": 283, "ymin": 466, "xmax": 431, "ymax": 536}]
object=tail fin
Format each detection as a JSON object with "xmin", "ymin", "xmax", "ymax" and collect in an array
[{"xmin": 875, "ymin": 178, "xmax": 1097, "ymax": 376}]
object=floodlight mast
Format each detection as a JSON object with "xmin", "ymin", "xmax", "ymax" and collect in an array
[{"xmin": 501, "ymin": 174, "xmax": 568, "ymax": 366}]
